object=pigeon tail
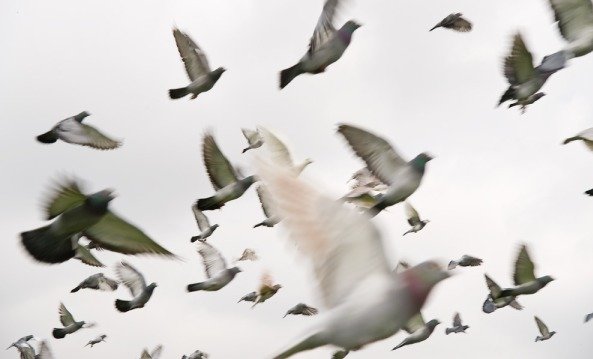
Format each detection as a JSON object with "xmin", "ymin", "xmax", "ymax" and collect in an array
[
  {"xmin": 71, "ymin": 285, "xmax": 82, "ymax": 293},
  {"xmin": 253, "ymin": 221, "xmax": 267, "ymax": 228},
  {"xmin": 273, "ymin": 332, "xmax": 328, "ymax": 359},
  {"xmin": 242, "ymin": 146, "xmax": 252, "ymax": 153},
  {"xmin": 563, "ymin": 136, "xmax": 581, "ymax": 145},
  {"xmin": 37, "ymin": 130, "xmax": 59, "ymax": 144},
  {"xmin": 280, "ymin": 63, "xmax": 304, "ymax": 89},
  {"xmin": 392, "ymin": 340, "xmax": 409, "ymax": 351},
  {"xmin": 586, "ymin": 189, "xmax": 593, "ymax": 196},
  {"xmin": 196, "ymin": 196, "xmax": 224, "ymax": 211},
  {"xmin": 21, "ymin": 226, "xmax": 76, "ymax": 264},
  {"xmin": 52, "ymin": 328, "xmax": 67, "ymax": 339},
  {"xmin": 497, "ymin": 87, "xmax": 515, "ymax": 107},
  {"xmin": 169, "ymin": 87, "xmax": 190, "ymax": 99},
  {"xmin": 445, "ymin": 328, "xmax": 454, "ymax": 335},
  {"xmin": 115, "ymin": 299, "xmax": 133, "ymax": 312},
  {"xmin": 190, "ymin": 235, "xmax": 203, "ymax": 243},
  {"xmin": 429, "ymin": 25, "xmax": 439, "ymax": 31},
  {"xmin": 187, "ymin": 282, "xmax": 206, "ymax": 292}
]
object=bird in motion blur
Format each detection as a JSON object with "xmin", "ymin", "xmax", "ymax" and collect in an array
[
  {"xmin": 251, "ymin": 272, "xmax": 282, "ymax": 308},
  {"xmin": 402, "ymin": 202, "xmax": 429, "ymax": 236},
  {"xmin": 168, "ymin": 28, "xmax": 225, "ymax": 100},
  {"xmin": 238, "ymin": 291, "xmax": 257, "ymax": 303},
  {"xmin": 563, "ymin": 127, "xmax": 593, "ymax": 151},
  {"xmin": 52, "ymin": 303, "xmax": 94, "ymax": 339},
  {"xmin": 253, "ymin": 185, "xmax": 281, "ymax": 228},
  {"xmin": 182, "ymin": 349, "xmax": 209, "ymax": 359},
  {"xmin": 279, "ymin": 0, "xmax": 361, "ymax": 89},
  {"xmin": 585, "ymin": 313, "xmax": 593, "ymax": 323},
  {"xmin": 85, "ymin": 335, "xmax": 107, "ymax": 348},
  {"xmin": 258, "ymin": 126, "xmax": 313, "ymax": 175},
  {"xmin": 430, "ymin": 13, "xmax": 472, "ymax": 32},
  {"xmin": 187, "ymin": 241, "xmax": 241, "ymax": 293},
  {"xmin": 190, "ymin": 205, "xmax": 218, "ymax": 242},
  {"xmin": 283, "ymin": 303, "xmax": 319, "ymax": 318},
  {"xmin": 36, "ymin": 111, "xmax": 121, "ymax": 150},
  {"xmin": 497, "ymin": 245, "xmax": 554, "ymax": 299},
  {"xmin": 392, "ymin": 313, "xmax": 440, "ymax": 351},
  {"xmin": 534, "ymin": 316, "xmax": 556, "ymax": 342},
  {"xmin": 445, "ymin": 312, "xmax": 469, "ymax": 334},
  {"xmin": 241, "ymin": 128, "xmax": 263, "ymax": 153},
  {"xmin": 342, "ymin": 168, "xmax": 387, "ymax": 209},
  {"xmin": 6, "ymin": 335, "xmax": 36, "ymax": 351},
  {"xmin": 337, "ymin": 124, "xmax": 433, "ymax": 216},
  {"xmin": 140, "ymin": 345, "xmax": 163, "ymax": 359},
  {"xmin": 16, "ymin": 340, "xmax": 54, "ymax": 359},
  {"xmin": 71, "ymin": 273, "xmax": 118, "ymax": 293},
  {"xmin": 448, "ymin": 255, "xmax": 483, "ymax": 270},
  {"xmin": 114, "ymin": 261, "xmax": 157, "ymax": 313},
  {"xmin": 482, "ymin": 274, "xmax": 523, "ymax": 314},
  {"xmin": 234, "ymin": 248, "xmax": 258, "ymax": 262}
]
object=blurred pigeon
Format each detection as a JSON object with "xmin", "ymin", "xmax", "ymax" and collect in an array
[
  {"xmin": 430, "ymin": 13, "xmax": 472, "ymax": 32},
  {"xmin": 52, "ymin": 303, "xmax": 94, "ymax": 339},
  {"xmin": 482, "ymin": 274, "xmax": 523, "ymax": 314},
  {"xmin": 168, "ymin": 28, "xmax": 225, "ymax": 100},
  {"xmin": 71, "ymin": 234, "xmax": 105, "ymax": 267},
  {"xmin": 284, "ymin": 303, "xmax": 319, "ymax": 318},
  {"xmin": 238, "ymin": 291, "xmax": 258, "ymax": 303},
  {"xmin": 534, "ymin": 316, "xmax": 556, "ymax": 342},
  {"xmin": 586, "ymin": 189, "xmax": 593, "ymax": 196},
  {"xmin": 279, "ymin": 0, "xmax": 361, "ymax": 89},
  {"xmin": 190, "ymin": 205, "xmax": 218, "ymax": 242},
  {"xmin": 255, "ymin": 159, "xmax": 449, "ymax": 358},
  {"xmin": 6, "ymin": 335, "xmax": 35, "ymax": 350},
  {"xmin": 448, "ymin": 255, "xmax": 483, "ymax": 270},
  {"xmin": 337, "ymin": 124, "xmax": 432, "ymax": 216},
  {"xmin": 403, "ymin": 202, "xmax": 429, "ymax": 236},
  {"xmin": 37, "ymin": 341, "xmax": 54, "ymax": 359},
  {"xmin": 114, "ymin": 261, "xmax": 157, "ymax": 313},
  {"xmin": 140, "ymin": 345, "xmax": 162, "ymax": 359},
  {"xmin": 241, "ymin": 128, "xmax": 263, "ymax": 153},
  {"xmin": 20, "ymin": 179, "xmax": 175, "ymax": 265},
  {"xmin": 252, "ymin": 272, "xmax": 282, "ymax": 308},
  {"xmin": 36, "ymin": 111, "xmax": 121, "ymax": 150},
  {"xmin": 392, "ymin": 314, "xmax": 440, "ymax": 351},
  {"xmin": 85, "ymin": 335, "xmax": 107, "ymax": 347},
  {"xmin": 182, "ymin": 350, "xmax": 209, "ymax": 359},
  {"xmin": 394, "ymin": 261, "xmax": 411, "ymax": 274},
  {"xmin": 254, "ymin": 185, "xmax": 281, "ymax": 228},
  {"xmin": 258, "ymin": 126, "xmax": 313, "ymax": 175},
  {"xmin": 11, "ymin": 344, "xmax": 36, "ymax": 359},
  {"xmin": 445, "ymin": 312, "xmax": 469, "ymax": 334},
  {"xmin": 71, "ymin": 273, "xmax": 118, "ymax": 293},
  {"xmin": 187, "ymin": 241, "xmax": 241, "ymax": 292},
  {"xmin": 585, "ymin": 313, "xmax": 593, "ymax": 322},
  {"xmin": 563, "ymin": 127, "xmax": 593, "ymax": 150},
  {"xmin": 196, "ymin": 133, "xmax": 256, "ymax": 211},
  {"xmin": 235, "ymin": 248, "xmax": 258, "ymax": 262},
  {"xmin": 497, "ymin": 245, "xmax": 554, "ymax": 298}
]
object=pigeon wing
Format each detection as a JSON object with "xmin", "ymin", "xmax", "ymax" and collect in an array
[
  {"xmin": 192, "ymin": 205, "xmax": 211, "ymax": 231},
  {"xmin": 173, "ymin": 28, "xmax": 211, "ymax": 81},
  {"xmin": 58, "ymin": 303, "xmax": 76, "ymax": 326},
  {"xmin": 504, "ymin": 33, "xmax": 535, "ymax": 86},
  {"xmin": 256, "ymin": 185, "xmax": 274, "ymax": 219},
  {"xmin": 115, "ymin": 261, "xmax": 146, "ymax": 297},
  {"xmin": 196, "ymin": 241, "xmax": 227, "ymax": 278},
  {"xmin": 451, "ymin": 17, "xmax": 472, "ymax": 32},
  {"xmin": 151, "ymin": 345, "xmax": 163, "ymax": 359},
  {"xmin": 74, "ymin": 243, "xmax": 105, "ymax": 267},
  {"xmin": 241, "ymin": 128, "xmax": 261, "ymax": 146},
  {"xmin": 548, "ymin": 0, "xmax": 593, "ymax": 42},
  {"xmin": 404, "ymin": 202, "xmax": 420, "ymax": 223},
  {"xmin": 453, "ymin": 312, "xmax": 462, "ymax": 327},
  {"xmin": 140, "ymin": 349, "xmax": 152, "ymax": 359},
  {"xmin": 37, "ymin": 341, "xmax": 54, "ymax": 359},
  {"xmin": 535, "ymin": 316, "xmax": 550, "ymax": 336},
  {"xmin": 19, "ymin": 345, "xmax": 36, "ymax": 359},
  {"xmin": 202, "ymin": 133, "xmax": 239, "ymax": 190},
  {"xmin": 484, "ymin": 274, "xmax": 502, "ymax": 298},
  {"xmin": 461, "ymin": 255, "xmax": 483, "ymax": 266},
  {"xmin": 403, "ymin": 313, "xmax": 426, "ymax": 334},
  {"xmin": 309, "ymin": 0, "xmax": 340, "ymax": 54},
  {"xmin": 258, "ymin": 127, "xmax": 295, "ymax": 169},
  {"xmin": 513, "ymin": 245, "xmax": 536, "ymax": 285},
  {"xmin": 98, "ymin": 276, "xmax": 119, "ymax": 291},
  {"xmin": 303, "ymin": 305, "xmax": 319, "ymax": 316},
  {"xmin": 44, "ymin": 179, "xmax": 87, "ymax": 220},
  {"xmin": 78, "ymin": 124, "xmax": 121, "ymax": 150}
]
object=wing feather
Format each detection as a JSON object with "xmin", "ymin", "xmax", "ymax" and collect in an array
[
  {"xmin": 58, "ymin": 303, "xmax": 76, "ymax": 326},
  {"xmin": 173, "ymin": 28, "xmax": 211, "ymax": 81},
  {"xmin": 115, "ymin": 261, "xmax": 146, "ymax": 297},
  {"xmin": 196, "ymin": 242, "xmax": 227, "ymax": 278},
  {"xmin": 202, "ymin": 133, "xmax": 239, "ymax": 190},
  {"xmin": 513, "ymin": 245, "xmax": 536, "ymax": 285}
]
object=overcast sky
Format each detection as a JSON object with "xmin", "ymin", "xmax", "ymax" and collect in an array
[{"xmin": 2, "ymin": 0, "xmax": 593, "ymax": 358}]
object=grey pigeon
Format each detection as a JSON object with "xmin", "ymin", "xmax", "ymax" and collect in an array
[
  {"xmin": 187, "ymin": 241, "xmax": 241, "ymax": 292},
  {"xmin": 52, "ymin": 303, "xmax": 94, "ymax": 339},
  {"xmin": 337, "ymin": 124, "xmax": 433, "ymax": 216},
  {"xmin": 279, "ymin": 0, "xmax": 361, "ymax": 89},
  {"xmin": 445, "ymin": 312, "xmax": 469, "ymax": 334},
  {"xmin": 196, "ymin": 133, "xmax": 256, "ymax": 211},
  {"xmin": 114, "ymin": 261, "xmax": 157, "ymax": 313},
  {"xmin": 284, "ymin": 303, "xmax": 319, "ymax": 318},
  {"xmin": 238, "ymin": 291, "xmax": 258, "ymax": 303},
  {"xmin": 168, "ymin": 28, "xmax": 225, "ymax": 100},
  {"xmin": 140, "ymin": 345, "xmax": 162, "ymax": 359},
  {"xmin": 6, "ymin": 335, "xmax": 35, "ymax": 350},
  {"xmin": 241, "ymin": 128, "xmax": 263, "ymax": 153},
  {"xmin": 190, "ymin": 205, "xmax": 218, "ymax": 242},
  {"xmin": 586, "ymin": 189, "xmax": 593, "ymax": 196},
  {"xmin": 534, "ymin": 316, "xmax": 556, "ymax": 342},
  {"xmin": 182, "ymin": 350, "xmax": 209, "ymax": 359},
  {"xmin": 20, "ymin": 179, "xmax": 175, "ymax": 265},
  {"xmin": 430, "ymin": 13, "xmax": 472, "ymax": 32},
  {"xmin": 403, "ymin": 202, "xmax": 429, "ymax": 236},
  {"xmin": 234, "ymin": 248, "xmax": 258, "ymax": 262},
  {"xmin": 563, "ymin": 127, "xmax": 593, "ymax": 151},
  {"xmin": 482, "ymin": 274, "xmax": 523, "ymax": 314},
  {"xmin": 252, "ymin": 272, "xmax": 282, "ymax": 308},
  {"xmin": 253, "ymin": 185, "xmax": 281, "ymax": 228},
  {"xmin": 392, "ymin": 314, "xmax": 440, "ymax": 351},
  {"xmin": 497, "ymin": 245, "xmax": 554, "ymax": 299},
  {"xmin": 585, "ymin": 313, "xmax": 593, "ymax": 322},
  {"xmin": 71, "ymin": 273, "xmax": 118, "ymax": 293},
  {"xmin": 448, "ymin": 255, "xmax": 483, "ymax": 270},
  {"xmin": 85, "ymin": 335, "xmax": 107, "ymax": 347},
  {"xmin": 37, "ymin": 111, "xmax": 121, "ymax": 150}
]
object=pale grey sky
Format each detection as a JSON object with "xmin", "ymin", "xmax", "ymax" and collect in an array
[{"xmin": 1, "ymin": 0, "xmax": 593, "ymax": 358}]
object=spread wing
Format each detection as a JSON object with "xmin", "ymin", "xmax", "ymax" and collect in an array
[
  {"xmin": 98, "ymin": 276, "xmax": 119, "ymax": 291},
  {"xmin": 258, "ymin": 127, "xmax": 295, "ymax": 168},
  {"xmin": 302, "ymin": 305, "xmax": 319, "ymax": 316},
  {"xmin": 241, "ymin": 128, "xmax": 262, "ymax": 146},
  {"xmin": 140, "ymin": 349, "xmax": 152, "ymax": 359},
  {"xmin": 513, "ymin": 245, "xmax": 536, "ymax": 285},
  {"xmin": 504, "ymin": 33, "xmax": 535, "ymax": 86},
  {"xmin": 173, "ymin": 28, "xmax": 211, "ymax": 81},
  {"xmin": 202, "ymin": 133, "xmax": 239, "ymax": 190},
  {"xmin": 404, "ymin": 202, "xmax": 420, "ymax": 222},
  {"xmin": 403, "ymin": 313, "xmax": 426, "ymax": 334},
  {"xmin": 452, "ymin": 17, "xmax": 473, "ymax": 32},
  {"xmin": 115, "ymin": 261, "xmax": 146, "ymax": 297},
  {"xmin": 258, "ymin": 271, "xmax": 276, "ymax": 294},
  {"xmin": 37, "ymin": 341, "xmax": 54, "ymax": 359},
  {"xmin": 150, "ymin": 345, "xmax": 163, "ymax": 359},
  {"xmin": 535, "ymin": 316, "xmax": 550, "ymax": 336},
  {"xmin": 256, "ymin": 185, "xmax": 275, "ymax": 218},
  {"xmin": 484, "ymin": 274, "xmax": 502, "ymax": 298},
  {"xmin": 337, "ymin": 124, "xmax": 407, "ymax": 185},
  {"xmin": 19, "ymin": 345, "xmax": 36, "ymax": 359},
  {"xmin": 461, "ymin": 255, "xmax": 483, "ymax": 266},
  {"xmin": 77, "ymin": 124, "xmax": 121, "ymax": 150},
  {"xmin": 58, "ymin": 303, "xmax": 76, "ymax": 326},
  {"xmin": 74, "ymin": 242, "xmax": 105, "ymax": 267},
  {"xmin": 192, "ymin": 205, "xmax": 211, "ymax": 231},
  {"xmin": 44, "ymin": 179, "xmax": 87, "ymax": 220},
  {"xmin": 548, "ymin": 0, "xmax": 593, "ymax": 42},
  {"xmin": 309, "ymin": 0, "xmax": 341, "ymax": 54},
  {"xmin": 196, "ymin": 241, "xmax": 227, "ymax": 278},
  {"xmin": 453, "ymin": 312, "xmax": 462, "ymax": 327}
]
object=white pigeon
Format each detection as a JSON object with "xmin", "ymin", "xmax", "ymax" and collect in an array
[
  {"xmin": 187, "ymin": 241, "xmax": 241, "ymax": 292},
  {"xmin": 140, "ymin": 345, "xmax": 163, "ymax": 359},
  {"xmin": 448, "ymin": 255, "xmax": 483, "ymax": 270},
  {"xmin": 85, "ymin": 335, "xmax": 107, "ymax": 347},
  {"xmin": 169, "ymin": 28, "xmax": 225, "ymax": 100},
  {"xmin": 254, "ymin": 159, "xmax": 449, "ymax": 358},
  {"xmin": 190, "ymin": 205, "xmax": 219, "ymax": 242},
  {"xmin": 563, "ymin": 127, "xmax": 593, "ymax": 150},
  {"xmin": 114, "ymin": 261, "xmax": 157, "ymax": 312},
  {"xmin": 402, "ymin": 202, "xmax": 429, "ymax": 236},
  {"xmin": 337, "ymin": 124, "xmax": 433, "ymax": 216},
  {"xmin": 392, "ymin": 313, "xmax": 440, "ymax": 351},
  {"xmin": 534, "ymin": 316, "xmax": 556, "ymax": 342},
  {"xmin": 258, "ymin": 126, "xmax": 313, "ymax": 175},
  {"xmin": 241, "ymin": 128, "xmax": 263, "ymax": 153},
  {"xmin": 254, "ymin": 185, "xmax": 281, "ymax": 228}
]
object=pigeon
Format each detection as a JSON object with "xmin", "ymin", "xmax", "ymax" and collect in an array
[
  {"xmin": 37, "ymin": 341, "xmax": 54, "ymax": 359},
  {"xmin": 241, "ymin": 128, "xmax": 263, "ymax": 153},
  {"xmin": 430, "ymin": 13, "xmax": 472, "ymax": 32},
  {"xmin": 251, "ymin": 272, "xmax": 282, "ymax": 308},
  {"xmin": 11, "ymin": 343, "xmax": 36, "ymax": 359},
  {"xmin": 482, "ymin": 274, "xmax": 523, "ymax": 314},
  {"xmin": 403, "ymin": 202, "xmax": 429, "ymax": 236},
  {"xmin": 187, "ymin": 241, "xmax": 241, "ymax": 292},
  {"xmin": 586, "ymin": 189, "xmax": 593, "ymax": 196},
  {"xmin": 168, "ymin": 28, "xmax": 225, "ymax": 100},
  {"xmin": 182, "ymin": 350, "xmax": 209, "ymax": 359},
  {"xmin": 52, "ymin": 303, "xmax": 94, "ymax": 339},
  {"xmin": 563, "ymin": 127, "xmax": 593, "ymax": 151},
  {"xmin": 71, "ymin": 273, "xmax": 118, "ymax": 293},
  {"xmin": 254, "ymin": 159, "xmax": 449, "ymax": 358},
  {"xmin": 235, "ymin": 248, "xmax": 258, "ymax": 262},
  {"xmin": 85, "ymin": 335, "xmax": 107, "ymax": 347},
  {"xmin": 279, "ymin": 0, "xmax": 361, "ymax": 89},
  {"xmin": 498, "ymin": 33, "xmax": 556, "ymax": 113},
  {"xmin": 392, "ymin": 313, "xmax": 440, "ymax": 351},
  {"xmin": 258, "ymin": 126, "xmax": 313, "ymax": 175},
  {"xmin": 253, "ymin": 185, "xmax": 281, "ymax": 228},
  {"xmin": 36, "ymin": 111, "xmax": 121, "ymax": 150},
  {"xmin": 114, "ymin": 261, "xmax": 157, "ymax": 313},
  {"xmin": 140, "ymin": 345, "xmax": 163, "ymax": 359},
  {"xmin": 20, "ymin": 179, "xmax": 175, "ymax": 264},
  {"xmin": 585, "ymin": 313, "xmax": 593, "ymax": 322},
  {"xmin": 337, "ymin": 124, "xmax": 433, "ymax": 216},
  {"xmin": 448, "ymin": 255, "xmax": 483, "ymax": 270},
  {"xmin": 190, "ymin": 205, "xmax": 218, "ymax": 242},
  {"xmin": 539, "ymin": 0, "xmax": 593, "ymax": 72},
  {"xmin": 445, "ymin": 313, "xmax": 469, "ymax": 334},
  {"xmin": 283, "ymin": 303, "xmax": 319, "ymax": 318},
  {"xmin": 196, "ymin": 133, "xmax": 256, "ymax": 211},
  {"xmin": 6, "ymin": 335, "xmax": 36, "ymax": 350},
  {"xmin": 534, "ymin": 316, "xmax": 556, "ymax": 342},
  {"xmin": 497, "ymin": 245, "xmax": 554, "ymax": 299},
  {"xmin": 238, "ymin": 291, "xmax": 258, "ymax": 303}
]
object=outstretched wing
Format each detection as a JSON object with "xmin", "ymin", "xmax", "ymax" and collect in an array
[
  {"xmin": 58, "ymin": 303, "xmax": 76, "ymax": 326},
  {"xmin": 484, "ymin": 274, "xmax": 502, "ymax": 298},
  {"xmin": 202, "ymin": 133, "xmax": 239, "ymax": 190},
  {"xmin": 196, "ymin": 241, "xmax": 228, "ymax": 278},
  {"xmin": 258, "ymin": 127, "xmax": 295, "ymax": 169},
  {"xmin": 504, "ymin": 33, "xmax": 535, "ymax": 86},
  {"xmin": 513, "ymin": 245, "xmax": 536, "ymax": 285},
  {"xmin": 548, "ymin": 0, "xmax": 593, "ymax": 42},
  {"xmin": 37, "ymin": 341, "xmax": 54, "ymax": 359},
  {"xmin": 173, "ymin": 28, "xmax": 211, "ymax": 81},
  {"xmin": 535, "ymin": 316, "xmax": 550, "ymax": 336},
  {"xmin": 403, "ymin": 313, "xmax": 425, "ymax": 334},
  {"xmin": 453, "ymin": 312, "xmax": 462, "ymax": 327},
  {"xmin": 192, "ymin": 205, "xmax": 211, "ymax": 231},
  {"xmin": 309, "ymin": 0, "xmax": 341, "ymax": 54},
  {"xmin": 44, "ymin": 179, "xmax": 87, "ymax": 220},
  {"xmin": 115, "ymin": 261, "xmax": 146, "ymax": 297},
  {"xmin": 78, "ymin": 124, "xmax": 121, "ymax": 150}
]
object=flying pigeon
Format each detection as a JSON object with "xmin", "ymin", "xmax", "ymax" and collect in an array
[
  {"xmin": 498, "ymin": 33, "xmax": 555, "ymax": 113},
  {"xmin": 448, "ymin": 255, "xmax": 483, "ymax": 270},
  {"xmin": 445, "ymin": 313, "xmax": 469, "ymax": 334},
  {"xmin": 9, "ymin": 344, "xmax": 36, "ymax": 359},
  {"xmin": 251, "ymin": 272, "xmax": 282, "ymax": 308},
  {"xmin": 37, "ymin": 341, "xmax": 54, "ymax": 359},
  {"xmin": 190, "ymin": 205, "xmax": 218, "ymax": 242},
  {"xmin": 71, "ymin": 273, "xmax": 118, "ymax": 293},
  {"xmin": 392, "ymin": 313, "xmax": 440, "ymax": 351},
  {"xmin": 20, "ymin": 179, "xmax": 175, "ymax": 265},
  {"xmin": 168, "ymin": 28, "xmax": 225, "ymax": 100},
  {"xmin": 114, "ymin": 261, "xmax": 157, "ymax": 313},
  {"xmin": 52, "ymin": 303, "xmax": 94, "ymax": 339},
  {"xmin": 196, "ymin": 133, "xmax": 256, "ymax": 211},
  {"xmin": 238, "ymin": 291, "xmax": 258, "ymax": 303},
  {"xmin": 403, "ymin": 202, "xmax": 429, "ymax": 236},
  {"xmin": 140, "ymin": 345, "xmax": 163, "ymax": 359},
  {"xmin": 283, "ymin": 303, "xmax": 319, "ymax": 318},
  {"xmin": 241, "ymin": 128, "xmax": 263, "ymax": 153},
  {"xmin": 258, "ymin": 127, "xmax": 313, "ymax": 175},
  {"xmin": 496, "ymin": 245, "xmax": 554, "ymax": 299},
  {"xmin": 187, "ymin": 241, "xmax": 241, "ymax": 292},
  {"xmin": 6, "ymin": 335, "xmax": 36, "ymax": 350},
  {"xmin": 36, "ymin": 111, "xmax": 121, "ymax": 150},
  {"xmin": 254, "ymin": 158, "xmax": 449, "ymax": 358},
  {"xmin": 279, "ymin": 0, "xmax": 361, "ymax": 89},
  {"xmin": 563, "ymin": 127, "xmax": 593, "ymax": 151},
  {"xmin": 253, "ymin": 185, "xmax": 281, "ymax": 228},
  {"xmin": 430, "ymin": 13, "xmax": 472, "ymax": 32},
  {"xmin": 482, "ymin": 274, "xmax": 523, "ymax": 314},
  {"xmin": 337, "ymin": 124, "xmax": 433, "ymax": 216},
  {"xmin": 585, "ymin": 313, "xmax": 593, "ymax": 322},
  {"xmin": 85, "ymin": 335, "xmax": 107, "ymax": 347},
  {"xmin": 534, "ymin": 316, "xmax": 556, "ymax": 342},
  {"xmin": 234, "ymin": 248, "xmax": 258, "ymax": 262},
  {"xmin": 182, "ymin": 350, "xmax": 209, "ymax": 359}
]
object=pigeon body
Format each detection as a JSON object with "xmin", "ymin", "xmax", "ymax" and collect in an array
[
  {"xmin": 284, "ymin": 303, "xmax": 319, "ymax": 318},
  {"xmin": 6, "ymin": 335, "xmax": 35, "ymax": 351},
  {"xmin": 52, "ymin": 303, "xmax": 92, "ymax": 339},
  {"xmin": 115, "ymin": 262, "xmax": 157, "ymax": 312},
  {"xmin": 563, "ymin": 127, "xmax": 593, "ymax": 150},
  {"xmin": 430, "ymin": 13, "xmax": 472, "ymax": 32},
  {"xmin": 190, "ymin": 205, "xmax": 218, "ymax": 242},
  {"xmin": 497, "ymin": 245, "xmax": 554, "ymax": 298},
  {"xmin": 445, "ymin": 313, "xmax": 469, "ymax": 334},
  {"xmin": 140, "ymin": 345, "xmax": 163, "ymax": 359},
  {"xmin": 402, "ymin": 202, "xmax": 429, "ymax": 236},
  {"xmin": 238, "ymin": 291, "xmax": 258, "ymax": 303},
  {"xmin": 85, "ymin": 335, "xmax": 107, "ymax": 347},
  {"xmin": 241, "ymin": 128, "xmax": 263, "ymax": 153},
  {"xmin": 392, "ymin": 315, "xmax": 440, "ymax": 350},
  {"xmin": 534, "ymin": 316, "xmax": 556, "ymax": 342},
  {"xmin": 482, "ymin": 274, "xmax": 523, "ymax": 314},
  {"xmin": 187, "ymin": 241, "xmax": 241, "ymax": 292},
  {"xmin": 448, "ymin": 255, "xmax": 483, "ymax": 270},
  {"xmin": 182, "ymin": 350, "xmax": 209, "ymax": 359},
  {"xmin": 71, "ymin": 273, "xmax": 118, "ymax": 293},
  {"xmin": 252, "ymin": 273, "xmax": 282, "ymax": 308}
]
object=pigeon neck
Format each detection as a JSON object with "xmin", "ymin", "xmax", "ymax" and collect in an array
[
  {"xmin": 337, "ymin": 28, "xmax": 353, "ymax": 45},
  {"xmin": 402, "ymin": 270, "xmax": 428, "ymax": 310}
]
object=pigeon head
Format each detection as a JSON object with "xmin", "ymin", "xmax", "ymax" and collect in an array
[
  {"xmin": 86, "ymin": 189, "xmax": 116, "ymax": 213},
  {"xmin": 410, "ymin": 153, "xmax": 433, "ymax": 173},
  {"xmin": 74, "ymin": 111, "xmax": 91, "ymax": 122},
  {"xmin": 537, "ymin": 275, "xmax": 554, "ymax": 287},
  {"xmin": 211, "ymin": 224, "xmax": 220, "ymax": 230},
  {"xmin": 229, "ymin": 267, "xmax": 242, "ymax": 276},
  {"xmin": 426, "ymin": 319, "xmax": 441, "ymax": 329},
  {"xmin": 338, "ymin": 21, "xmax": 361, "ymax": 43},
  {"xmin": 147, "ymin": 282, "xmax": 158, "ymax": 291},
  {"xmin": 342, "ymin": 20, "xmax": 362, "ymax": 33},
  {"xmin": 211, "ymin": 67, "xmax": 226, "ymax": 81}
]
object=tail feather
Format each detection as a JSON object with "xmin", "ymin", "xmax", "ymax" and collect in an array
[
  {"xmin": 585, "ymin": 189, "xmax": 593, "ymax": 196},
  {"xmin": 115, "ymin": 299, "xmax": 133, "ymax": 312},
  {"xmin": 190, "ymin": 235, "xmax": 202, "ymax": 243},
  {"xmin": 52, "ymin": 328, "xmax": 67, "ymax": 339},
  {"xmin": 498, "ymin": 87, "xmax": 515, "ymax": 107},
  {"xmin": 37, "ymin": 130, "xmax": 58, "ymax": 144},
  {"xmin": 242, "ymin": 147, "xmax": 251, "ymax": 153},
  {"xmin": 429, "ymin": 25, "xmax": 439, "ymax": 31},
  {"xmin": 187, "ymin": 282, "xmax": 206, "ymax": 292},
  {"xmin": 279, "ymin": 64, "xmax": 304, "ymax": 89},
  {"xmin": 253, "ymin": 222, "xmax": 265, "ymax": 228},
  {"xmin": 563, "ymin": 136, "xmax": 580, "ymax": 145},
  {"xmin": 21, "ymin": 226, "xmax": 75, "ymax": 264},
  {"xmin": 196, "ymin": 196, "xmax": 224, "ymax": 211},
  {"xmin": 71, "ymin": 285, "xmax": 82, "ymax": 293},
  {"xmin": 445, "ymin": 328, "xmax": 453, "ymax": 335},
  {"xmin": 169, "ymin": 87, "xmax": 190, "ymax": 99},
  {"xmin": 273, "ymin": 332, "xmax": 327, "ymax": 359}
]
